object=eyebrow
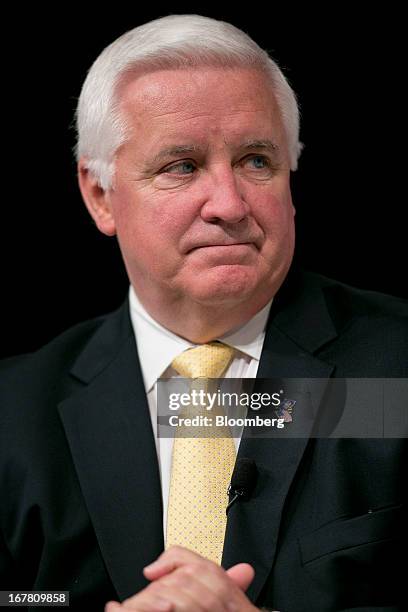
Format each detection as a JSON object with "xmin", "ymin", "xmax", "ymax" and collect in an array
[
  {"xmin": 240, "ymin": 139, "xmax": 280, "ymax": 154},
  {"xmin": 150, "ymin": 145, "xmax": 203, "ymax": 165},
  {"xmin": 149, "ymin": 138, "xmax": 281, "ymax": 166}
]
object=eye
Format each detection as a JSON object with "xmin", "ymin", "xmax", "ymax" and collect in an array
[
  {"xmin": 163, "ymin": 160, "xmax": 196, "ymax": 175},
  {"xmin": 244, "ymin": 155, "xmax": 270, "ymax": 169}
]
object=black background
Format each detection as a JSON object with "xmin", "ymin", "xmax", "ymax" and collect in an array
[{"xmin": 2, "ymin": 6, "xmax": 406, "ymax": 359}]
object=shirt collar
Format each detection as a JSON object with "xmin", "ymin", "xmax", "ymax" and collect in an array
[{"xmin": 128, "ymin": 285, "xmax": 272, "ymax": 392}]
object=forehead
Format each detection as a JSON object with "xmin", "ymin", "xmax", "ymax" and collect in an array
[{"xmin": 117, "ymin": 66, "xmax": 286, "ymax": 148}]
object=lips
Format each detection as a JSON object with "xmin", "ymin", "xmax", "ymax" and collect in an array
[{"xmin": 187, "ymin": 241, "xmax": 257, "ymax": 253}]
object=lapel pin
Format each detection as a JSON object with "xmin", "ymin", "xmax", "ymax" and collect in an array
[{"xmin": 275, "ymin": 398, "xmax": 296, "ymax": 422}]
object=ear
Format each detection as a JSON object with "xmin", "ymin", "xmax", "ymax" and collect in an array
[{"xmin": 78, "ymin": 158, "xmax": 116, "ymax": 236}]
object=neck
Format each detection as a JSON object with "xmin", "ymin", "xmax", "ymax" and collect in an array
[{"xmin": 131, "ymin": 287, "xmax": 274, "ymax": 343}]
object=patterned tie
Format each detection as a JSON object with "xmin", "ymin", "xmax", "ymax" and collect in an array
[{"xmin": 166, "ymin": 342, "xmax": 236, "ymax": 564}]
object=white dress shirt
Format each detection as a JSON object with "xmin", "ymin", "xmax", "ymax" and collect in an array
[{"xmin": 128, "ymin": 285, "xmax": 272, "ymax": 537}]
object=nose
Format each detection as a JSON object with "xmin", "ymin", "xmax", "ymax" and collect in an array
[{"xmin": 200, "ymin": 168, "xmax": 250, "ymax": 224}]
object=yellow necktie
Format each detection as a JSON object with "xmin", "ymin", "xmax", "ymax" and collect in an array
[{"xmin": 166, "ymin": 342, "xmax": 236, "ymax": 564}]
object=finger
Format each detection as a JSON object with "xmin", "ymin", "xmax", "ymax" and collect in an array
[
  {"xmin": 144, "ymin": 546, "xmax": 205, "ymax": 580},
  {"xmin": 144, "ymin": 549, "xmax": 255, "ymax": 610},
  {"xmin": 105, "ymin": 603, "xmax": 122, "ymax": 612},
  {"xmin": 226, "ymin": 563, "xmax": 255, "ymax": 592},
  {"xmin": 157, "ymin": 562, "xmax": 244, "ymax": 611},
  {"xmin": 142, "ymin": 561, "xmax": 254, "ymax": 612},
  {"xmin": 147, "ymin": 572, "xmax": 227, "ymax": 612}
]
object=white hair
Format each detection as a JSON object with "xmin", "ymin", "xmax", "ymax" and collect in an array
[{"xmin": 76, "ymin": 14, "xmax": 302, "ymax": 190}]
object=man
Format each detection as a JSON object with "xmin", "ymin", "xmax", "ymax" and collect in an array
[{"xmin": 0, "ymin": 14, "xmax": 406, "ymax": 612}]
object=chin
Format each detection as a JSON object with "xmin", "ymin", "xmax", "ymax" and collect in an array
[{"xmin": 183, "ymin": 265, "xmax": 268, "ymax": 306}]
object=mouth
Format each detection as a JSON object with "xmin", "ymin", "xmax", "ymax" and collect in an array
[{"xmin": 187, "ymin": 242, "xmax": 258, "ymax": 254}]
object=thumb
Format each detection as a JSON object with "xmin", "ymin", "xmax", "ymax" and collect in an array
[{"xmin": 226, "ymin": 563, "xmax": 255, "ymax": 591}]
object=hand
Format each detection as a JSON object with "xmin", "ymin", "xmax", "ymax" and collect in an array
[{"xmin": 105, "ymin": 546, "xmax": 259, "ymax": 611}]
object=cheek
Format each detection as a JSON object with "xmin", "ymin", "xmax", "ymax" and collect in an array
[
  {"xmin": 254, "ymin": 192, "xmax": 295, "ymax": 238},
  {"xmin": 110, "ymin": 185, "xmax": 193, "ymax": 255}
]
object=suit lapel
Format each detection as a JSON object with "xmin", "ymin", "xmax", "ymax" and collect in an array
[
  {"xmin": 58, "ymin": 303, "xmax": 163, "ymax": 601},
  {"xmin": 222, "ymin": 270, "xmax": 337, "ymax": 602}
]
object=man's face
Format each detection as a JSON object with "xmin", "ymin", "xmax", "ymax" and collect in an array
[{"xmin": 103, "ymin": 67, "xmax": 295, "ymax": 310}]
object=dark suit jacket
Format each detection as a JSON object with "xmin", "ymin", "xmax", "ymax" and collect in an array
[{"xmin": 1, "ymin": 270, "xmax": 407, "ymax": 611}]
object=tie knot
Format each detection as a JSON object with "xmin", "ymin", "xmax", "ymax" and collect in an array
[{"xmin": 171, "ymin": 342, "xmax": 234, "ymax": 379}]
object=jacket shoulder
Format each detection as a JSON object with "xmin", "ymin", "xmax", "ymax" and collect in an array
[
  {"xmin": 1, "ymin": 315, "xmax": 104, "ymax": 377},
  {"xmin": 304, "ymin": 271, "xmax": 408, "ymax": 375},
  {"xmin": 0, "ymin": 301, "xmax": 129, "ymax": 400},
  {"xmin": 307, "ymin": 271, "xmax": 408, "ymax": 320}
]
